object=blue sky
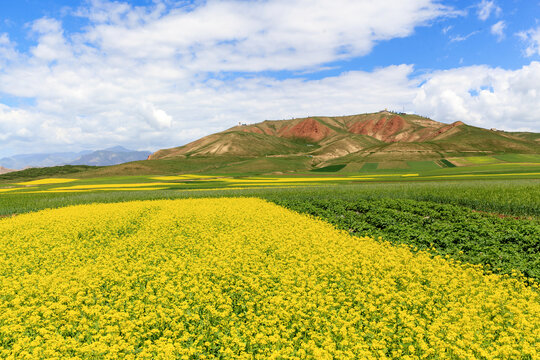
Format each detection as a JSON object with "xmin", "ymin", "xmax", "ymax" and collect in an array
[{"xmin": 0, "ymin": 0, "xmax": 539, "ymax": 157}]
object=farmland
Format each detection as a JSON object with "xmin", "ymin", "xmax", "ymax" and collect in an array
[
  {"xmin": 0, "ymin": 198, "xmax": 538, "ymax": 359},
  {"xmin": 0, "ymin": 159, "xmax": 539, "ymax": 358},
  {"xmin": 3, "ymin": 0, "xmax": 540, "ymax": 357}
]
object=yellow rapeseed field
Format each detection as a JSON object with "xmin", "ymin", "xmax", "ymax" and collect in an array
[
  {"xmin": 0, "ymin": 198, "xmax": 538, "ymax": 359},
  {"xmin": 16, "ymin": 178, "xmax": 77, "ymax": 186},
  {"xmin": 53, "ymin": 183, "xmax": 182, "ymax": 190},
  {"xmin": 151, "ymin": 175, "xmax": 220, "ymax": 181}
]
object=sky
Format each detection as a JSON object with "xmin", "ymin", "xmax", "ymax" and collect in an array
[{"xmin": 0, "ymin": 0, "xmax": 540, "ymax": 157}]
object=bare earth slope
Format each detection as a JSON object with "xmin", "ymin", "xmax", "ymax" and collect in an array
[{"xmin": 0, "ymin": 166, "xmax": 15, "ymax": 175}]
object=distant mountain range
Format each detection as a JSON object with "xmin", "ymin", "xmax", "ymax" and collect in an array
[
  {"xmin": 0, "ymin": 146, "xmax": 151, "ymax": 170},
  {"xmin": 149, "ymin": 111, "xmax": 540, "ymax": 168}
]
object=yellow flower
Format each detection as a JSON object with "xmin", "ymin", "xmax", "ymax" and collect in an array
[{"xmin": 0, "ymin": 198, "xmax": 537, "ymax": 359}]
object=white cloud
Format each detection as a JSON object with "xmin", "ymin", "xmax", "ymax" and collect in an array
[
  {"xmin": 76, "ymin": 0, "xmax": 454, "ymax": 72},
  {"xmin": 518, "ymin": 26, "xmax": 540, "ymax": 57},
  {"xmin": 450, "ymin": 31, "xmax": 479, "ymax": 42},
  {"xmin": 442, "ymin": 25, "xmax": 453, "ymax": 34},
  {"xmin": 30, "ymin": 18, "xmax": 72, "ymax": 61},
  {"xmin": 490, "ymin": 20, "xmax": 505, "ymax": 41},
  {"xmin": 414, "ymin": 62, "xmax": 540, "ymax": 131},
  {"xmin": 477, "ymin": 0, "xmax": 501, "ymax": 21},
  {"xmin": 0, "ymin": 33, "xmax": 18, "ymax": 67},
  {"xmin": 140, "ymin": 102, "xmax": 172, "ymax": 130}
]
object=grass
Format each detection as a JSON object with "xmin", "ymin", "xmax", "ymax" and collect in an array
[
  {"xmin": 1, "ymin": 158, "xmax": 539, "ymax": 215},
  {"xmin": 406, "ymin": 161, "xmax": 441, "ymax": 170},
  {"xmin": 360, "ymin": 163, "xmax": 378, "ymax": 171},
  {"xmin": 457, "ymin": 156, "xmax": 501, "ymax": 164},
  {"xmin": 1, "ymin": 179, "xmax": 539, "ymax": 217},
  {"xmin": 493, "ymin": 154, "xmax": 540, "ymax": 162},
  {"xmin": 439, "ymin": 159, "xmax": 456, "ymax": 167},
  {"xmin": 0, "ymin": 165, "xmax": 100, "ymax": 181},
  {"xmin": 310, "ymin": 164, "xmax": 346, "ymax": 172}
]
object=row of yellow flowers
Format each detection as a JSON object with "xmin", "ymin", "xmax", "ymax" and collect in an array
[{"xmin": 0, "ymin": 198, "xmax": 538, "ymax": 359}]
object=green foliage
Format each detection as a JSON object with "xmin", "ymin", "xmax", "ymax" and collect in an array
[
  {"xmin": 439, "ymin": 159, "xmax": 456, "ymax": 167},
  {"xmin": 310, "ymin": 164, "xmax": 346, "ymax": 172},
  {"xmin": 406, "ymin": 161, "xmax": 440, "ymax": 170},
  {"xmin": 1, "ymin": 179, "xmax": 538, "ymax": 217},
  {"xmin": 0, "ymin": 165, "xmax": 100, "ymax": 181},
  {"xmin": 360, "ymin": 163, "xmax": 378, "ymax": 171},
  {"xmin": 460, "ymin": 156, "xmax": 500, "ymax": 164},
  {"xmin": 493, "ymin": 154, "xmax": 540, "ymax": 163}
]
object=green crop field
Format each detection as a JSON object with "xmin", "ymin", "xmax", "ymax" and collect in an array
[
  {"xmin": 359, "ymin": 162, "xmax": 378, "ymax": 171},
  {"xmin": 406, "ymin": 161, "xmax": 441, "ymax": 170},
  {"xmin": 439, "ymin": 159, "xmax": 456, "ymax": 167},
  {"xmin": 310, "ymin": 164, "xmax": 347, "ymax": 172},
  {"xmin": 493, "ymin": 154, "xmax": 540, "ymax": 162},
  {"xmin": 459, "ymin": 156, "xmax": 501, "ymax": 164}
]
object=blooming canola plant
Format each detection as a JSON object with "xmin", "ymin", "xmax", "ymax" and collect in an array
[{"xmin": 0, "ymin": 198, "xmax": 537, "ymax": 359}]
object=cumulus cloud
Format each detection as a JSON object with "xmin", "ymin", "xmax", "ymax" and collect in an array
[
  {"xmin": 490, "ymin": 20, "xmax": 505, "ymax": 41},
  {"xmin": 518, "ymin": 26, "xmax": 540, "ymax": 57},
  {"xmin": 77, "ymin": 0, "xmax": 453, "ymax": 72},
  {"xmin": 477, "ymin": 0, "xmax": 501, "ymax": 21},
  {"xmin": 414, "ymin": 62, "xmax": 540, "ymax": 131},
  {"xmin": 0, "ymin": 33, "xmax": 18, "ymax": 67},
  {"xmin": 29, "ymin": 18, "xmax": 72, "ymax": 62},
  {"xmin": 140, "ymin": 102, "xmax": 172, "ymax": 130}
]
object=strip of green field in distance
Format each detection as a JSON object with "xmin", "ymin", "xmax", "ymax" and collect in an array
[{"xmin": 1, "ymin": 179, "xmax": 538, "ymax": 217}]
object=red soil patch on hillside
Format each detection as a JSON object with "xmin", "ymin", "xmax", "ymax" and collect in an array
[
  {"xmin": 428, "ymin": 121, "xmax": 464, "ymax": 140},
  {"xmin": 279, "ymin": 118, "xmax": 333, "ymax": 142},
  {"xmin": 348, "ymin": 117, "xmax": 375, "ymax": 135},
  {"xmin": 349, "ymin": 115, "xmax": 406, "ymax": 142},
  {"xmin": 382, "ymin": 115, "xmax": 406, "ymax": 139}
]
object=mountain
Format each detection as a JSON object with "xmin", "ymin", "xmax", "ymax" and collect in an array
[
  {"xmin": 0, "ymin": 166, "xmax": 15, "ymax": 175},
  {"xmin": 0, "ymin": 151, "xmax": 92, "ymax": 170},
  {"xmin": 149, "ymin": 111, "xmax": 540, "ymax": 166},
  {"xmin": 0, "ymin": 147, "xmax": 151, "ymax": 169},
  {"xmin": 69, "ymin": 148, "xmax": 152, "ymax": 166},
  {"xmin": 101, "ymin": 146, "xmax": 135, "ymax": 153}
]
